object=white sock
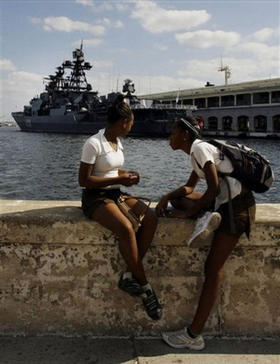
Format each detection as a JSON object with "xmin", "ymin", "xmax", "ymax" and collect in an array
[
  {"xmin": 141, "ymin": 282, "xmax": 152, "ymax": 292},
  {"xmin": 123, "ymin": 271, "xmax": 132, "ymax": 280}
]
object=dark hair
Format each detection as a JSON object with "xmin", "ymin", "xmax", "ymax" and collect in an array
[
  {"xmin": 107, "ymin": 94, "xmax": 133, "ymax": 124},
  {"xmin": 175, "ymin": 116, "xmax": 202, "ymax": 142}
]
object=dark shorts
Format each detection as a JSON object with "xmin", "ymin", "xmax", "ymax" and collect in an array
[
  {"xmin": 81, "ymin": 188, "xmax": 124, "ymax": 219},
  {"xmin": 216, "ymin": 188, "xmax": 256, "ymax": 239}
]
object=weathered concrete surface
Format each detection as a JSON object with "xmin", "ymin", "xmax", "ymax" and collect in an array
[
  {"xmin": 0, "ymin": 336, "xmax": 135, "ymax": 364},
  {"xmin": 136, "ymin": 337, "xmax": 280, "ymax": 364},
  {"xmin": 0, "ymin": 200, "xmax": 279, "ymax": 337},
  {"xmin": 0, "ymin": 337, "xmax": 279, "ymax": 364}
]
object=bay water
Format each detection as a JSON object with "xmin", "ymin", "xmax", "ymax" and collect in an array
[{"xmin": 0, "ymin": 126, "xmax": 279, "ymax": 204}]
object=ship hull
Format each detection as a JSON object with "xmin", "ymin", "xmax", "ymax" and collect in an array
[
  {"xmin": 12, "ymin": 112, "xmax": 104, "ymax": 134},
  {"xmin": 12, "ymin": 111, "xmax": 178, "ymax": 137},
  {"xmin": 12, "ymin": 104, "xmax": 280, "ymax": 139}
]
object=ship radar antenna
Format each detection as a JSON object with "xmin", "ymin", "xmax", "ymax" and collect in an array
[
  {"xmin": 218, "ymin": 57, "xmax": 231, "ymax": 86},
  {"xmin": 122, "ymin": 79, "xmax": 135, "ymax": 97}
]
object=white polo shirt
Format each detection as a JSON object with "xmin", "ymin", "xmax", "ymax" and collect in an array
[
  {"xmin": 81, "ymin": 128, "xmax": 124, "ymax": 189},
  {"xmin": 190, "ymin": 139, "xmax": 242, "ymax": 209}
]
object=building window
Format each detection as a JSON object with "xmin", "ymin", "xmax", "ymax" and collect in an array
[
  {"xmin": 194, "ymin": 98, "xmax": 206, "ymax": 108},
  {"xmin": 207, "ymin": 97, "xmax": 219, "ymax": 107},
  {"xmin": 271, "ymin": 91, "xmax": 280, "ymax": 103},
  {"xmin": 182, "ymin": 99, "xmax": 193, "ymax": 105},
  {"xmin": 222, "ymin": 116, "xmax": 233, "ymax": 131},
  {"xmin": 253, "ymin": 92, "xmax": 269, "ymax": 104},
  {"xmin": 273, "ymin": 115, "xmax": 280, "ymax": 132},
  {"xmin": 254, "ymin": 115, "xmax": 267, "ymax": 132},
  {"xmin": 238, "ymin": 115, "xmax": 249, "ymax": 132},
  {"xmin": 236, "ymin": 93, "xmax": 251, "ymax": 106},
  {"xmin": 221, "ymin": 95, "xmax": 234, "ymax": 107},
  {"xmin": 208, "ymin": 116, "xmax": 218, "ymax": 130}
]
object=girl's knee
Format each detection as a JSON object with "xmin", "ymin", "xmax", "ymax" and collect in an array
[{"xmin": 118, "ymin": 220, "xmax": 135, "ymax": 239}]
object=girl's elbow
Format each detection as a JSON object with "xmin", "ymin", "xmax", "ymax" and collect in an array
[{"xmin": 79, "ymin": 175, "xmax": 87, "ymax": 187}]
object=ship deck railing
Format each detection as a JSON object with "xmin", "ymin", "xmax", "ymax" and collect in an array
[{"xmin": 132, "ymin": 104, "xmax": 196, "ymax": 110}]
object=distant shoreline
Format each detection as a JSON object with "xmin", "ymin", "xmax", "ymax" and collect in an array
[{"xmin": 0, "ymin": 122, "xmax": 17, "ymax": 127}]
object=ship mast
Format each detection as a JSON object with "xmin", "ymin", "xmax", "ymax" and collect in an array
[
  {"xmin": 44, "ymin": 42, "xmax": 93, "ymax": 93},
  {"xmin": 67, "ymin": 43, "xmax": 92, "ymax": 91},
  {"xmin": 218, "ymin": 58, "xmax": 231, "ymax": 86}
]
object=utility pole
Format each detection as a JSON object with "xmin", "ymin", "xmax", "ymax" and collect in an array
[{"xmin": 218, "ymin": 58, "xmax": 231, "ymax": 86}]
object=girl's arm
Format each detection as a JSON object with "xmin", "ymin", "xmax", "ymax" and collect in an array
[
  {"xmin": 78, "ymin": 162, "xmax": 138, "ymax": 188},
  {"xmin": 164, "ymin": 170, "xmax": 199, "ymax": 200},
  {"xmin": 164, "ymin": 162, "xmax": 219, "ymax": 219},
  {"xmin": 156, "ymin": 170, "xmax": 199, "ymax": 215},
  {"xmin": 186, "ymin": 161, "xmax": 219, "ymax": 216}
]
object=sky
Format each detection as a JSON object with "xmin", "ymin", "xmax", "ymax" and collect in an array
[{"xmin": 0, "ymin": 0, "xmax": 279, "ymax": 122}]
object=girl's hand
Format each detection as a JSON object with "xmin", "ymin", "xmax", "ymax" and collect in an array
[
  {"xmin": 128, "ymin": 170, "xmax": 140, "ymax": 184},
  {"xmin": 120, "ymin": 172, "xmax": 139, "ymax": 186},
  {"xmin": 119, "ymin": 169, "xmax": 140, "ymax": 185},
  {"xmin": 156, "ymin": 195, "xmax": 169, "ymax": 216}
]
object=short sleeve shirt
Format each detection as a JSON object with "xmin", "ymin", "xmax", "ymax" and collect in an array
[
  {"xmin": 81, "ymin": 128, "xmax": 124, "ymax": 189},
  {"xmin": 190, "ymin": 139, "xmax": 242, "ymax": 209}
]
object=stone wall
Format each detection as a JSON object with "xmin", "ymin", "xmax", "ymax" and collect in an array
[{"xmin": 0, "ymin": 200, "xmax": 279, "ymax": 337}]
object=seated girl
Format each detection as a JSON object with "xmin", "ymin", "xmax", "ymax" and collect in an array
[{"xmin": 79, "ymin": 95, "xmax": 162, "ymax": 320}]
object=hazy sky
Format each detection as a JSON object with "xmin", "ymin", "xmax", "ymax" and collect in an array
[{"xmin": 1, "ymin": 0, "xmax": 279, "ymax": 121}]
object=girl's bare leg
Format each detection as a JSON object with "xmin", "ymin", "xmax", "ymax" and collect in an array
[
  {"xmin": 189, "ymin": 231, "xmax": 239, "ymax": 335},
  {"xmin": 165, "ymin": 193, "xmax": 237, "ymax": 335},
  {"xmin": 91, "ymin": 202, "xmax": 148, "ymax": 285},
  {"xmin": 124, "ymin": 198, "xmax": 158, "ymax": 260}
]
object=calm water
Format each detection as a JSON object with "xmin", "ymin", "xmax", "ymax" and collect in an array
[{"xmin": 0, "ymin": 126, "xmax": 279, "ymax": 203}]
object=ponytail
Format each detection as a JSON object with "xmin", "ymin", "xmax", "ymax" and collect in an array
[{"xmin": 107, "ymin": 94, "xmax": 133, "ymax": 124}]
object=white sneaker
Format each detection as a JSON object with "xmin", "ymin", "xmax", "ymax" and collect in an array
[
  {"xmin": 187, "ymin": 211, "xmax": 221, "ymax": 246},
  {"xmin": 162, "ymin": 327, "xmax": 205, "ymax": 350}
]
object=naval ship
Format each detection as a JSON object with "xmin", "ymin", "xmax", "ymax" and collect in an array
[{"xmin": 12, "ymin": 45, "xmax": 194, "ymax": 137}]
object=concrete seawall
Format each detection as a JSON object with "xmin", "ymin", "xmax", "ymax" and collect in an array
[{"xmin": 0, "ymin": 200, "xmax": 279, "ymax": 337}]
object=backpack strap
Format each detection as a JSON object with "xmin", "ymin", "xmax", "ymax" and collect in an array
[
  {"xmin": 223, "ymin": 176, "xmax": 236, "ymax": 235},
  {"xmin": 192, "ymin": 144, "xmax": 236, "ymax": 235}
]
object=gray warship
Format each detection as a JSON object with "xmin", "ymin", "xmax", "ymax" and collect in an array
[{"xmin": 12, "ymin": 45, "xmax": 194, "ymax": 137}]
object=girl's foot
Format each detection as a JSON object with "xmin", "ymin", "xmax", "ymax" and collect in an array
[
  {"xmin": 118, "ymin": 272, "xmax": 143, "ymax": 296},
  {"xmin": 188, "ymin": 211, "xmax": 221, "ymax": 246},
  {"xmin": 162, "ymin": 327, "xmax": 205, "ymax": 350},
  {"xmin": 141, "ymin": 285, "xmax": 162, "ymax": 320}
]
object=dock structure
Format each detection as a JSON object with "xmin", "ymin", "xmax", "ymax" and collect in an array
[
  {"xmin": 141, "ymin": 78, "xmax": 280, "ymax": 138},
  {"xmin": 0, "ymin": 200, "xmax": 279, "ymax": 337}
]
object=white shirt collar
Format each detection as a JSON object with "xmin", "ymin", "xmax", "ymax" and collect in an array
[{"xmin": 98, "ymin": 128, "xmax": 123, "ymax": 153}]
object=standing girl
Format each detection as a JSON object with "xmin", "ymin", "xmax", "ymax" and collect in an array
[
  {"xmin": 79, "ymin": 95, "xmax": 162, "ymax": 320},
  {"xmin": 156, "ymin": 116, "xmax": 255, "ymax": 349}
]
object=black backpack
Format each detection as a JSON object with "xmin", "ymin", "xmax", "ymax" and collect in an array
[{"xmin": 207, "ymin": 139, "xmax": 274, "ymax": 193}]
